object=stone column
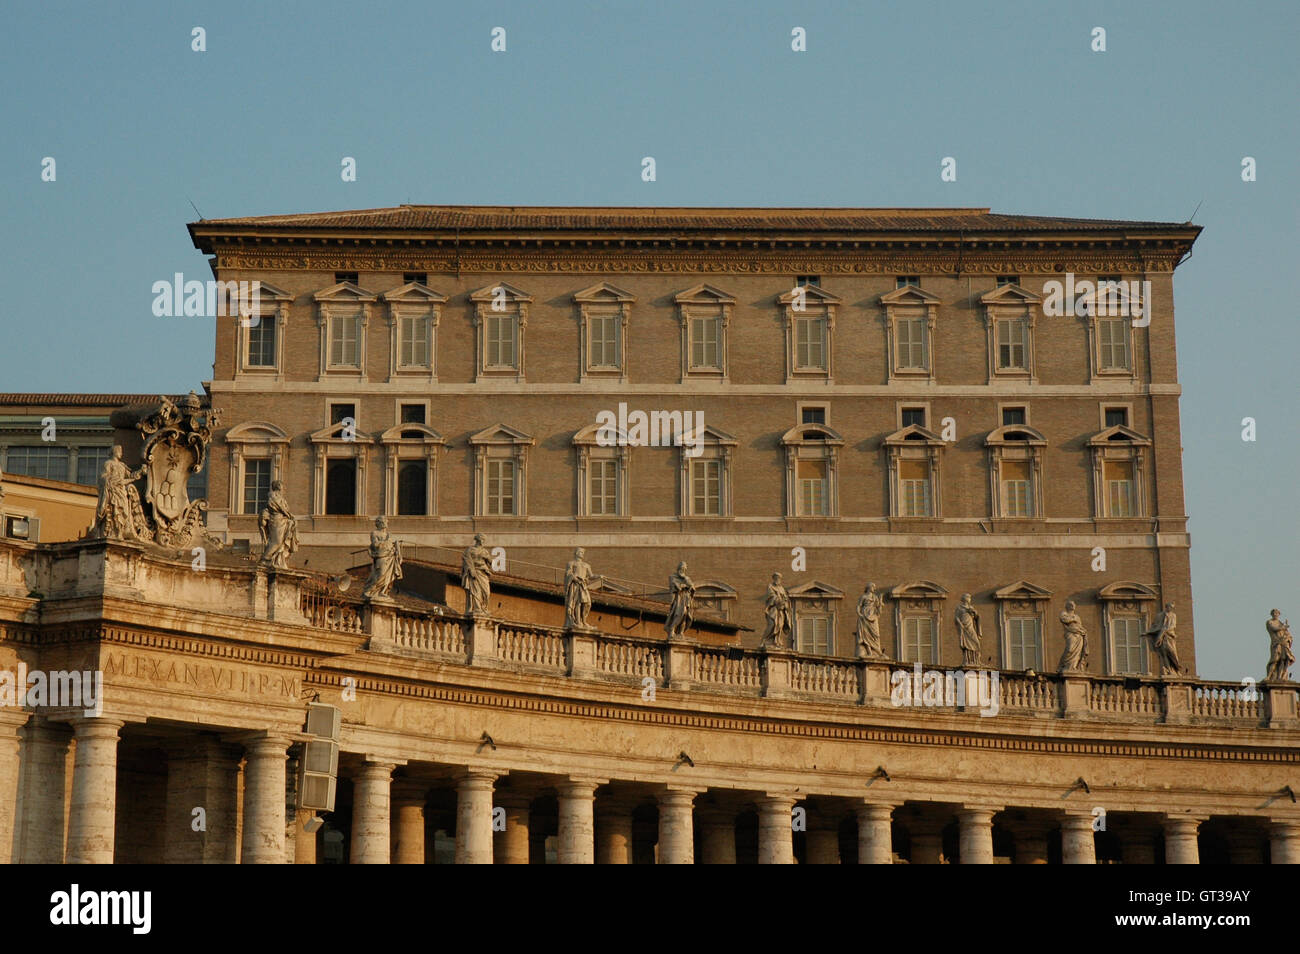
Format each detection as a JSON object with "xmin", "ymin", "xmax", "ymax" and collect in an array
[
  {"xmin": 0, "ymin": 712, "xmax": 26, "ymax": 864},
  {"xmin": 295, "ymin": 811, "xmax": 318, "ymax": 864},
  {"xmin": 1163, "ymin": 815, "xmax": 1202, "ymax": 864},
  {"xmin": 392, "ymin": 785, "xmax": 427, "ymax": 865},
  {"xmin": 494, "ymin": 794, "xmax": 531, "ymax": 865},
  {"xmin": 18, "ymin": 718, "xmax": 71, "ymax": 863},
  {"xmin": 240, "ymin": 735, "xmax": 291, "ymax": 864},
  {"xmin": 909, "ymin": 817, "xmax": 946, "ymax": 864},
  {"xmin": 595, "ymin": 799, "xmax": 634, "ymax": 865},
  {"xmin": 698, "ymin": 807, "xmax": 737, "ymax": 865},
  {"xmin": 454, "ymin": 770, "xmax": 498, "ymax": 864},
  {"xmin": 957, "ymin": 808, "xmax": 997, "ymax": 864},
  {"xmin": 856, "ymin": 802, "xmax": 894, "ymax": 864},
  {"xmin": 557, "ymin": 778, "xmax": 600, "ymax": 864},
  {"xmin": 163, "ymin": 738, "xmax": 241, "ymax": 864},
  {"xmin": 757, "ymin": 795, "xmax": 796, "ymax": 864},
  {"xmin": 1269, "ymin": 821, "xmax": 1300, "ymax": 864},
  {"xmin": 806, "ymin": 822, "xmax": 841, "ymax": 864},
  {"xmin": 350, "ymin": 761, "xmax": 395, "ymax": 864},
  {"xmin": 1060, "ymin": 812, "xmax": 1097, "ymax": 864},
  {"xmin": 1007, "ymin": 820, "xmax": 1050, "ymax": 864},
  {"xmin": 65, "ymin": 718, "xmax": 125, "ymax": 865},
  {"xmin": 657, "ymin": 788, "xmax": 697, "ymax": 864}
]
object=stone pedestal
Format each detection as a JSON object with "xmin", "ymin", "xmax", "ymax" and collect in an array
[
  {"xmin": 1060, "ymin": 812, "xmax": 1097, "ymax": 864},
  {"xmin": 163, "ymin": 737, "xmax": 240, "ymax": 864},
  {"xmin": 350, "ymin": 761, "xmax": 395, "ymax": 864},
  {"xmin": 657, "ymin": 788, "xmax": 697, "ymax": 864},
  {"xmin": 1160, "ymin": 680, "xmax": 1193, "ymax": 724},
  {"xmin": 465, "ymin": 617, "xmax": 497, "ymax": 666},
  {"xmin": 1060, "ymin": 674, "xmax": 1092, "ymax": 719},
  {"xmin": 1163, "ymin": 815, "xmax": 1202, "ymax": 864},
  {"xmin": 557, "ymin": 778, "xmax": 600, "ymax": 864},
  {"xmin": 761, "ymin": 651, "xmax": 793, "ymax": 699},
  {"xmin": 698, "ymin": 807, "xmax": 736, "ymax": 864},
  {"xmin": 454, "ymin": 769, "xmax": 498, "ymax": 864},
  {"xmin": 596, "ymin": 800, "xmax": 634, "ymax": 865},
  {"xmin": 240, "ymin": 734, "xmax": 291, "ymax": 864},
  {"xmin": 363, "ymin": 599, "xmax": 397, "ymax": 651},
  {"xmin": 566, "ymin": 629, "xmax": 598, "ymax": 677},
  {"xmin": 1265, "ymin": 684, "xmax": 1299, "ymax": 728},
  {"xmin": 664, "ymin": 639, "xmax": 694, "ymax": 690},
  {"xmin": 495, "ymin": 794, "xmax": 531, "ymax": 864},
  {"xmin": 66, "ymin": 718, "xmax": 125, "ymax": 864},
  {"xmin": 957, "ymin": 807, "xmax": 997, "ymax": 864},
  {"xmin": 855, "ymin": 802, "xmax": 894, "ymax": 864},
  {"xmin": 757, "ymin": 794, "xmax": 796, "ymax": 864},
  {"xmin": 17, "ymin": 718, "xmax": 70, "ymax": 863}
]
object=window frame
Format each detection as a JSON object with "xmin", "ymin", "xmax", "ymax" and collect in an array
[
  {"xmin": 880, "ymin": 284, "xmax": 941, "ymax": 382},
  {"xmin": 470, "ymin": 283, "xmax": 532, "ymax": 382},
  {"xmin": 677, "ymin": 425, "xmax": 738, "ymax": 518},
  {"xmin": 469, "ymin": 423, "xmax": 534, "ymax": 517},
  {"xmin": 675, "ymin": 284, "xmax": 735, "ymax": 382}
]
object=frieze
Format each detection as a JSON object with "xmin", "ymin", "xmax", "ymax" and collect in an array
[{"xmin": 103, "ymin": 649, "xmax": 301, "ymax": 701}]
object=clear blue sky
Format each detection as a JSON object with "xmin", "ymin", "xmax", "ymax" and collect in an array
[{"xmin": 1, "ymin": 0, "xmax": 1296, "ymax": 680}]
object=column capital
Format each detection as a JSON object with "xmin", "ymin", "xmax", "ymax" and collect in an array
[
  {"xmin": 856, "ymin": 801, "xmax": 896, "ymax": 821},
  {"xmin": 0, "ymin": 710, "xmax": 29, "ymax": 731},
  {"xmin": 1059, "ymin": 810, "xmax": 1099, "ymax": 831},
  {"xmin": 355, "ymin": 760, "xmax": 397, "ymax": 781},
  {"xmin": 658, "ymin": 788, "xmax": 699, "ymax": 808},
  {"xmin": 758, "ymin": 793, "xmax": 799, "ymax": 809},
  {"xmin": 69, "ymin": 717, "xmax": 125, "ymax": 740},
  {"xmin": 1268, "ymin": 819, "xmax": 1300, "ymax": 834},
  {"xmin": 1162, "ymin": 813, "xmax": 1209, "ymax": 831},
  {"xmin": 454, "ymin": 768, "xmax": 500, "ymax": 790},
  {"xmin": 957, "ymin": 805, "xmax": 1002, "ymax": 819},
  {"xmin": 557, "ymin": 776, "xmax": 606, "ymax": 798},
  {"xmin": 241, "ymin": 734, "xmax": 294, "ymax": 759}
]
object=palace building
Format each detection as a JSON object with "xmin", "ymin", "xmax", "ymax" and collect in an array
[{"xmin": 0, "ymin": 206, "xmax": 1294, "ymax": 866}]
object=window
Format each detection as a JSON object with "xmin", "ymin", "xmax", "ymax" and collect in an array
[
  {"xmin": 1103, "ymin": 461, "xmax": 1135, "ymax": 517},
  {"xmin": 325, "ymin": 459, "xmax": 357, "ymax": 515},
  {"xmin": 996, "ymin": 275, "xmax": 1019, "ymax": 287},
  {"xmin": 795, "ymin": 275, "xmax": 820, "ymax": 287},
  {"xmin": 781, "ymin": 284, "xmax": 839, "ymax": 382},
  {"xmin": 676, "ymin": 285, "xmax": 734, "ymax": 381},
  {"xmin": 801, "ymin": 406, "xmax": 826, "ymax": 425},
  {"xmin": 471, "ymin": 283, "xmax": 531, "ymax": 379},
  {"xmin": 329, "ymin": 314, "xmax": 360, "ymax": 367},
  {"xmin": 399, "ymin": 314, "xmax": 431, "ymax": 368},
  {"xmin": 1006, "ymin": 617, "xmax": 1042, "ymax": 670},
  {"xmin": 996, "ymin": 318, "xmax": 1028, "ymax": 369},
  {"xmin": 247, "ymin": 317, "xmax": 276, "ymax": 367},
  {"xmin": 574, "ymin": 283, "xmax": 634, "ymax": 380},
  {"xmin": 4, "ymin": 516, "xmax": 33, "ymax": 540},
  {"xmin": 1001, "ymin": 407, "xmax": 1027, "ymax": 427},
  {"xmin": 896, "ymin": 317, "xmax": 927, "ymax": 369},
  {"xmin": 397, "ymin": 461, "xmax": 427, "ymax": 515},
  {"xmin": 1098, "ymin": 319, "xmax": 1130, "ymax": 370},
  {"xmin": 901, "ymin": 616, "xmax": 936, "ymax": 664},
  {"xmin": 1111, "ymin": 617, "xmax": 1147, "ymax": 674},
  {"xmin": 1104, "ymin": 407, "xmax": 1129, "ymax": 429},
  {"xmin": 588, "ymin": 459, "xmax": 618, "ymax": 515},
  {"xmin": 334, "ymin": 272, "xmax": 358, "ymax": 285},
  {"xmin": 403, "ymin": 272, "xmax": 427, "ymax": 286},
  {"xmin": 796, "ymin": 459, "xmax": 828, "ymax": 516},
  {"xmin": 690, "ymin": 316, "xmax": 720, "ymax": 370},
  {"xmin": 901, "ymin": 407, "xmax": 926, "ymax": 429},
  {"xmin": 896, "ymin": 276, "xmax": 920, "ymax": 289},
  {"xmin": 486, "ymin": 459, "xmax": 515, "ymax": 515},
  {"xmin": 75, "ymin": 446, "xmax": 113, "ymax": 486},
  {"xmin": 485, "ymin": 313, "xmax": 517, "ymax": 368},
  {"xmin": 5, "ymin": 446, "xmax": 69, "ymax": 481},
  {"xmin": 999, "ymin": 460, "xmax": 1032, "ymax": 517},
  {"xmin": 690, "ymin": 459, "xmax": 722, "ymax": 515},
  {"xmin": 399, "ymin": 404, "xmax": 426, "ymax": 432},
  {"xmin": 588, "ymin": 314, "xmax": 620, "ymax": 368},
  {"xmin": 242, "ymin": 459, "xmax": 272, "ymax": 515},
  {"xmin": 899, "ymin": 460, "xmax": 932, "ymax": 516},
  {"xmin": 330, "ymin": 403, "xmax": 356, "ymax": 426},
  {"xmin": 794, "ymin": 317, "xmax": 827, "ymax": 370},
  {"xmin": 797, "ymin": 615, "xmax": 832, "ymax": 654}
]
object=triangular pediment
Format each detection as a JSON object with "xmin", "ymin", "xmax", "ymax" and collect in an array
[
  {"xmin": 225, "ymin": 420, "xmax": 290, "ymax": 443},
  {"xmin": 382, "ymin": 282, "xmax": 447, "ymax": 304},
  {"xmin": 245, "ymin": 280, "xmax": 294, "ymax": 302},
  {"xmin": 1098, "ymin": 581, "xmax": 1158, "ymax": 601},
  {"xmin": 986, "ymin": 424, "xmax": 1048, "ymax": 446},
  {"xmin": 573, "ymin": 281, "xmax": 635, "ymax": 304},
  {"xmin": 313, "ymin": 281, "xmax": 377, "ymax": 302},
  {"xmin": 674, "ymin": 283, "xmax": 736, "ymax": 305},
  {"xmin": 780, "ymin": 423, "xmax": 844, "ymax": 445},
  {"xmin": 788, "ymin": 580, "xmax": 844, "ymax": 599},
  {"xmin": 778, "ymin": 284, "xmax": 842, "ymax": 305},
  {"xmin": 994, "ymin": 580, "xmax": 1053, "ymax": 601},
  {"xmin": 469, "ymin": 282, "xmax": 532, "ymax": 303},
  {"xmin": 880, "ymin": 284, "xmax": 941, "ymax": 305},
  {"xmin": 981, "ymin": 283, "xmax": 1042, "ymax": 305},
  {"xmin": 1087, "ymin": 424, "xmax": 1151, "ymax": 446},
  {"xmin": 883, "ymin": 424, "xmax": 945, "ymax": 446},
  {"xmin": 682, "ymin": 423, "xmax": 738, "ymax": 446},
  {"xmin": 309, "ymin": 421, "xmax": 374, "ymax": 443},
  {"xmin": 890, "ymin": 580, "xmax": 948, "ymax": 600},
  {"xmin": 469, "ymin": 422, "xmax": 534, "ymax": 445}
]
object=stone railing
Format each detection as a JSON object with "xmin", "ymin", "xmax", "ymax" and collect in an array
[
  {"xmin": 300, "ymin": 591, "xmax": 364, "ymax": 635},
  {"xmin": 790, "ymin": 657, "xmax": 859, "ymax": 699},
  {"xmin": 998, "ymin": 673, "xmax": 1061, "ymax": 713},
  {"xmin": 1088, "ymin": 678, "xmax": 1162, "ymax": 718},
  {"xmin": 595, "ymin": 637, "xmax": 665, "ymax": 682},
  {"xmin": 495, "ymin": 624, "xmax": 567, "ymax": 671},
  {"xmin": 1192, "ymin": 683, "xmax": 1264, "ymax": 721},
  {"xmin": 694, "ymin": 648, "xmax": 762, "ymax": 690},
  {"xmin": 394, "ymin": 613, "xmax": 465, "ymax": 655}
]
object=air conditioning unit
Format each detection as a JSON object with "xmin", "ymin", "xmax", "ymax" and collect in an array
[{"xmin": 298, "ymin": 702, "xmax": 341, "ymax": 812}]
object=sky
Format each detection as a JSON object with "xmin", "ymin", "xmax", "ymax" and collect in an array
[{"xmin": 1, "ymin": 0, "xmax": 1296, "ymax": 680}]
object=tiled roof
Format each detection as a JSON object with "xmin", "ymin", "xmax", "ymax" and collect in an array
[
  {"xmin": 190, "ymin": 205, "xmax": 1199, "ymax": 235},
  {"xmin": 0, "ymin": 394, "xmax": 188, "ymax": 408}
]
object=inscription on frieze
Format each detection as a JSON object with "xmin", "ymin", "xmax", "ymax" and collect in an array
[{"xmin": 102, "ymin": 651, "xmax": 300, "ymax": 700}]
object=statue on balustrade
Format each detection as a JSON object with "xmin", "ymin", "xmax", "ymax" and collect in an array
[
  {"xmin": 1144, "ymin": 602, "xmax": 1183, "ymax": 676},
  {"xmin": 760, "ymin": 572, "xmax": 793, "ymax": 649},
  {"xmin": 93, "ymin": 445, "xmax": 147, "ymax": 541},
  {"xmin": 564, "ymin": 547, "xmax": 604, "ymax": 630},
  {"xmin": 1057, "ymin": 600, "xmax": 1089, "ymax": 672},
  {"xmin": 954, "ymin": 593, "xmax": 983, "ymax": 667},
  {"xmin": 461, "ymin": 533, "xmax": 493, "ymax": 616},
  {"xmin": 258, "ymin": 480, "xmax": 298, "ymax": 570},
  {"xmin": 1265, "ymin": 609, "xmax": 1294, "ymax": 682},
  {"xmin": 854, "ymin": 582, "xmax": 885, "ymax": 658},
  {"xmin": 362, "ymin": 516, "xmax": 403, "ymax": 600},
  {"xmin": 664, "ymin": 562, "xmax": 695, "ymax": 640}
]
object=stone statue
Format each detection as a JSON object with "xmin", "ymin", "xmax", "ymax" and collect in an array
[
  {"xmin": 1144, "ymin": 602, "xmax": 1183, "ymax": 676},
  {"xmin": 854, "ymin": 583, "xmax": 885, "ymax": 658},
  {"xmin": 664, "ymin": 562, "xmax": 695, "ymax": 640},
  {"xmin": 954, "ymin": 593, "xmax": 982, "ymax": 668},
  {"xmin": 461, "ymin": 533, "xmax": 492, "ymax": 616},
  {"xmin": 362, "ymin": 516, "xmax": 403, "ymax": 599},
  {"xmin": 760, "ymin": 572, "xmax": 793, "ymax": 649},
  {"xmin": 563, "ymin": 547, "xmax": 603, "ymax": 630},
  {"xmin": 93, "ymin": 445, "xmax": 146, "ymax": 541},
  {"xmin": 258, "ymin": 480, "xmax": 298, "ymax": 569},
  {"xmin": 1057, "ymin": 599, "xmax": 1089, "ymax": 673},
  {"xmin": 1265, "ymin": 609, "xmax": 1294, "ymax": 682}
]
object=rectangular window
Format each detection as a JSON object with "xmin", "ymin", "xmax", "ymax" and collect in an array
[
  {"xmin": 896, "ymin": 317, "xmax": 927, "ymax": 369},
  {"xmin": 795, "ymin": 459, "xmax": 828, "ymax": 516},
  {"xmin": 242, "ymin": 459, "xmax": 272, "ymax": 515},
  {"xmin": 690, "ymin": 459, "xmax": 722, "ymax": 515},
  {"xmin": 486, "ymin": 314, "xmax": 517, "ymax": 368},
  {"xmin": 330, "ymin": 403, "xmax": 356, "ymax": 426},
  {"xmin": 329, "ymin": 315, "xmax": 360, "ymax": 367},
  {"xmin": 896, "ymin": 276, "xmax": 920, "ymax": 289},
  {"xmin": 247, "ymin": 317, "xmax": 276, "ymax": 367},
  {"xmin": 901, "ymin": 616, "xmax": 936, "ymax": 664},
  {"xmin": 795, "ymin": 275, "xmax": 820, "ymax": 287},
  {"xmin": 1000, "ymin": 460, "xmax": 1032, "ymax": 517},
  {"xmin": 796, "ymin": 615, "xmax": 832, "ymax": 655},
  {"xmin": 588, "ymin": 314, "xmax": 620, "ymax": 369},
  {"xmin": 899, "ymin": 460, "xmax": 932, "ymax": 516},
  {"xmin": 399, "ymin": 403, "xmax": 425, "ymax": 425},
  {"xmin": 1104, "ymin": 407, "xmax": 1129, "ymax": 429},
  {"xmin": 996, "ymin": 318, "xmax": 1028, "ymax": 369},
  {"xmin": 1001, "ymin": 407, "xmax": 1027, "ymax": 427},
  {"xmin": 403, "ymin": 272, "xmax": 427, "ymax": 286},
  {"xmin": 1111, "ymin": 616, "xmax": 1147, "ymax": 674},
  {"xmin": 1099, "ymin": 319, "xmax": 1130, "ymax": 370},
  {"xmin": 794, "ymin": 317, "xmax": 826, "ymax": 370},
  {"xmin": 485, "ymin": 459, "xmax": 515, "ymax": 515},
  {"xmin": 801, "ymin": 406, "xmax": 826, "ymax": 425},
  {"xmin": 996, "ymin": 275, "xmax": 1019, "ymax": 287},
  {"xmin": 1006, "ymin": 617, "xmax": 1042, "ymax": 670},
  {"xmin": 690, "ymin": 316, "xmax": 720, "ymax": 370},
  {"xmin": 901, "ymin": 407, "xmax": 926, "ymax": 429},
  {"xmin": 588, "ymin": 459, "xmax": 618, "ymax": 515},
  {"xmin": 399, "ymin": 315, "xmax": 430, "ymax": 368},
  {"xmin": 75, "ymin": 446, "xmax": 114, "ymax": 486},
  {"xmin": 1103, "ymin": 461, "xmax": 1135, "ymax": 516},
  {"xmin": 334, "ymin": 271, "xmax": 358, "ymax": 285},
  {"xmin": 5, "ymin": 446, "xmax": 69, "ymax": 481}
]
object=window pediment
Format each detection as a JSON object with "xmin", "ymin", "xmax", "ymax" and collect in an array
[
  {"xmin": 313, "ymin": 281, "xmax": 377, "ymax": 303},
  {"xmin": 879, "ymin": 284, "xmax": 941, "ymax": 306},
  {"xmin": 980, "ymin": 283, "xmax": 1041, "ymax": 306},
  {"xmin": 986, "ymin": 424, "xmax": 1048, "ymax": 446},
  {"xmin": 469, "ymin": 282, "xmax": 533, "ymax": 305},
  {"xmin": 890, "ymin": 580, "xmax": 948, "ymax": 600},
  {"xmin": 469, "ymin": 423, "xmax": 534, "ymax": 447},
  {"xmin": 225, "ymin": 421, "xmax": 290, "ymax": 444},
  {"xmin": 1098, "ymin": 581, "xmax": 1158, "ymax": 602},
  {"xmin": 778, "ymin": 285, "xmax": 842, "ymax": 306},
  {"xmin": 994, "ymin": 580, "xmax": 1052, "ymax": 601},
  {"xmin": 781, "ymin": 423, "xmax": 844, "ymax": 446},
  {"xmin": 573, "ymin": 422, "xmax": 629, "ymax": 446},
  {"xmin": 674, "ymin": 283, "xmax": 736, "ymax": 305},
  {"xmin": 310, "ymin": 421, "xmax": 374, "ymax": 444},
  {"xmin": 246, "ymin": 281, "xmax": 294, "ymax": 302},
  {"xmin": 788, "ymin": 580, "xmax": 844, "ymax": 599},
  {"xmin": 1087, "ymin": 424, "xmax": 1151, "ymax": 447},
  {"xmin": 573, "ymin": 281, "xmax": 635, "ymax": 304},
  {"xmin": 382, "ymin": 283, "xmax": 447, "ymax": 304},
  {"xmin": 379, "ymin": 423, "xmax": 444, "ymax": 445},
  {"xmin": 684, "ymin": 423, "xmax": 739, "ymax": 447},
  {"xmin": 883, "ymin": 424, "xmax": 945, "ymax": 446}
]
